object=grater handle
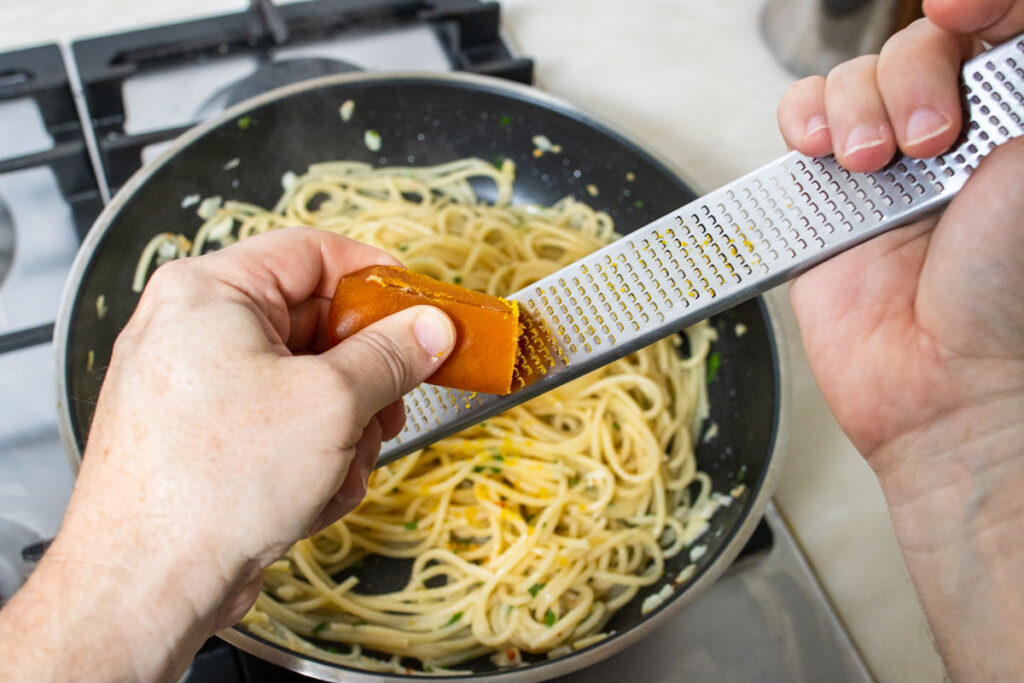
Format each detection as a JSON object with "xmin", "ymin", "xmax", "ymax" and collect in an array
[{"xmin": 376, "ymin": 32, "xmax": 1024, "ymax": 466}]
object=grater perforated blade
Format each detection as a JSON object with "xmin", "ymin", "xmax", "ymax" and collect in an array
[{"xmin": 376, "ymin": 32, "xmax": 1024, "ymax": 467}]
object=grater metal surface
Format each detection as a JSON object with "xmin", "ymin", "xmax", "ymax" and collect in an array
[{"xmin": 378, "ymin": 33, "xmax": 1024, "ymax": 466}]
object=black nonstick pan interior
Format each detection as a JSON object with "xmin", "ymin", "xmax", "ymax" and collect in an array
[{"xmin": 58, "ymin": 73, "xmax": 779, "ymax": 679}]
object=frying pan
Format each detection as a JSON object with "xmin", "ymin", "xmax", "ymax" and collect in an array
[{"xmin": 54, "ymin": 72, "xmax": 784, "ymax": 681}]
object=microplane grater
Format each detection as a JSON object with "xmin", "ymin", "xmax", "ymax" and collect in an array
[{"xmin": 377, "ymin": 33, "xmax": 1024, "ymax": 467}]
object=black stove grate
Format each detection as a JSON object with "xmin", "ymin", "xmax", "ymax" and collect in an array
[
  {"xmin": 0, "ymin": 0, "xmax": 532, "ymax": 356},
  {"xmin": 72, "ymin": 0, "xmax": 533, "ymax": 193},
  {"xmin": 0, "ymin": 44, "xmax": 104, "ymax": 240}
]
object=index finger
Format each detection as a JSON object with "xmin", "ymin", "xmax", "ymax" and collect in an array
[
  {"xmin": 203, "ymin": 226, "xmax": 400, "ymax": 304},
  {"xmin": 197, "ymin": 227, "xmax": 401, "ymax": 347}
]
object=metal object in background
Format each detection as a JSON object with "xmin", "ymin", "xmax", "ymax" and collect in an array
[
  {"xmin": 373, "ymin": 31, "xmax": 1024, "ymax": 466},
  {"xmin": 0, "ymin": 516, "xmax": 43, "ymax": 608},
  {"xmin": 0, "ymin": 196, "xmax": 14, "ymax": 291},
  {"xmin": 761, "ymin": 0, "xmax": 921, "ymax": 77}
]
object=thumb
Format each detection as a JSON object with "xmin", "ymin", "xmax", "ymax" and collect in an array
[{"xmin": 322, "ymin": 305, "xmax": 455, "ymax": 423}]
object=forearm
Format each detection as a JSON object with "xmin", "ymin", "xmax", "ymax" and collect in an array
[
  {"xmin": 0, "ymin": 468, "xmax": 228, "ymax": 683},
  {"xmin": 0, "ymin": 535, "xmax": 212, "ymax": 682},
  {"xmin": 873, "ymin": 391, "xmax": 1024, "ymax": 680}
]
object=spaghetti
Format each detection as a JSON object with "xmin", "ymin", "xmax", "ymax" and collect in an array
[{"xmin": 136, "ymin": 158, "xmax": 726, "ymax": 674}]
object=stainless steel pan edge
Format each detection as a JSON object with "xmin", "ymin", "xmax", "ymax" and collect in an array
[{"xmin": 52, "ymin": 70, "xmax": 789, "ymax": 680}]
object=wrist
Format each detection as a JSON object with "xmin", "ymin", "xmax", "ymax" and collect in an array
[
  {"xmin": 872, "ymin": 389, "xmax": 1024, "ymax": 524},
  {"xmin": 870, "ymin": 390, "xmax": 1024, "ymax": 679}
]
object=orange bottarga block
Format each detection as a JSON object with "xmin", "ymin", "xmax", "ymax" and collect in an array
[{"xmin": 328, "ymin": 266, "xmax": 521, "ymax": 395}]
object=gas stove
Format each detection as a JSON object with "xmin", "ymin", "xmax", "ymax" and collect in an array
[{"xmin": 0, "ymin": 2, "xmax": 872, "ymax": 680}]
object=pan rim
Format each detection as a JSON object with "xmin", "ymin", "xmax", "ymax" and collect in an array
[{"xmin": 52, "ymin": 69, "xmax": 788, "ymax": 681}]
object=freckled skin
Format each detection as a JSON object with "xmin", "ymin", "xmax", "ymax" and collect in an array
[{"xmin": 0, "ymin": 228, "xmax": 454, "ymax": 681}]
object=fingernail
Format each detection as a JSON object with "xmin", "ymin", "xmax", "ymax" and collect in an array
[
  {"xmin": 805, "ymin": 115, "xmax": 829, "ymax": 138},
  {"xmin": 905, "ymin": 106, "xmax": 952, "ymax": 147},
  {"xmin": 843, "ymin": 124, "xmax": 887, "ymax": 156},
  {"xmin": 413, "ymin": 309, "xmax": 454, "ymax": 359}
]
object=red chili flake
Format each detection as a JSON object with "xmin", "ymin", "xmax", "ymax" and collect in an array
[{"xmin": 506, "ymin": 648, "xmax": 517, "ymax": 660}]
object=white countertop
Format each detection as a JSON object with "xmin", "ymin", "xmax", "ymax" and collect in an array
[{"xmin": 0, "ymin": 1, "xmax": 945, "ymax": 680}]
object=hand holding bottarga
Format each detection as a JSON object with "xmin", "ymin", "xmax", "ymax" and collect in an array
[
  {"xmin": 0, "ymin": 228, "xmax": 457, "ymax": 681},
  {"xmin": 329, "ymin": 266, "xmax": 521, "ymax": 395},
  {"xmin": 777, "ymin": 0, "xmax": 1024, "ymax": 679}
]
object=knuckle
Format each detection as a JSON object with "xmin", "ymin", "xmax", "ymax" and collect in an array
[
  {"xmin": 877, "ymin": 35, "xmax": 912, "ymax": 76},
  {"xmin": 794, "ymin": 75, "xmax": 826, "ymax": 96},
  {"xmin": 827, "ymin": 54, "xmax": 878, "ymax": 89},
  {"xmin": 140, "ymin": 258, "xmax": 205, "ymax": 306}
]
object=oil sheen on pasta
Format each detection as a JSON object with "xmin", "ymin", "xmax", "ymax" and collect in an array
[{"xmin": 137, "ymin": 159, "xmax": 723, "ymax": 674}]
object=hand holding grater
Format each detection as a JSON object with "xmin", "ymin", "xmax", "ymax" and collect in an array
[{"xmin": 377, "ymin": 32, "xmax": 1024, "ymax": 467}]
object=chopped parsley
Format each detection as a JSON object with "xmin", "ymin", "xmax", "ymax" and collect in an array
[
  {"xmin": 735, "ymin": 464, "xmax": 748, "ymax": 482},
  {"xmin": 404, "ymin": 518, "xmax": 419, "ymax": 530},
  {"xmin": 325, "ymin": 646, "xmax": 340, "ymax": 653},
  {"xmin": 528, "ymin": 583, "xmax": 545, "ymax": 598},
  {"xmin": 453, "ymin": 275, "xmax": 463, "ymax": 285},
  {"xmin": 492, "ymin": 454, "xmax": 504, "ymax": 461},
  {"xmin": 499, "ymin": 115, "xmax": 512, "ymax": 127},
  {"xmin": 612, "ymin": 421, "xmax": 621, "ymax": 430},
  {"xmin": 707, "ymin": 351, "xmax": 721, "ymax": 383},
  {"xmin": 545, "ymin": 609, "xmax": 556, "ymax": 627},
  {"xmin": 568, "ymin": 476, "xmax": 579, "ymax": 487},
  {"xmin": 397, "ymin": 244, "xmax": 408, "ymax": 252},
  {"xmin": 425, "ymin": 665, "xmax": 434, "ymax": 672},
  {"xmin": 492, "ymin": 155, "xmax": 505, "ymax": 168},
  {"xmin": 312, "ymin": 621, "xmax": 328, "ymax": 635},
  {"xmin": 472, "ymin": 465, "xmax": 485, "ymax": 473},
  {"xmin": 236, "ymin": 115, "xmax": 252, "ymax": 130},
  {"xmin": 490, "ymin": 467, "xmax": 502, "ymax": 474},
  {"xmin": 446, "ymin": 611, "xmax": 463, "ymax": 626},
  {"xmin": 634, "ymin": 200, "xmax": 644, "ymax": 209}
]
